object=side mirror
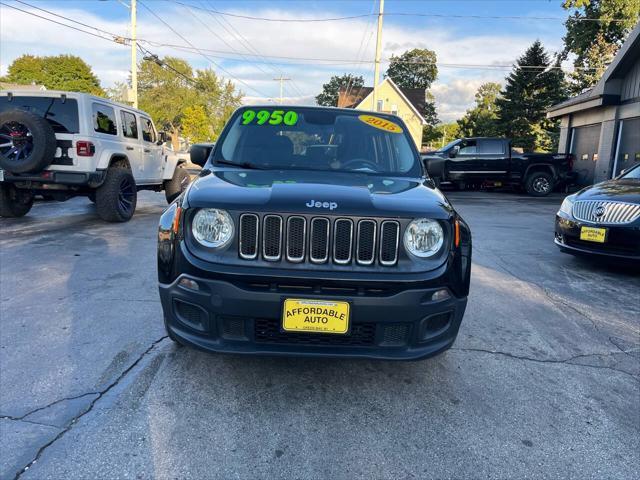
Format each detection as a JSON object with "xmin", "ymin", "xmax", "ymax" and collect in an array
[
  {"xmin": 449, "ymin": 146, "xmax": 459, "ymax": 158},
  {"xmin": 190, "ymin": 144, "xmax": 213, "ymax": 167},
  {"xmin": 157, "ymin": 131, "xmax": 168, "ymax": 145}
]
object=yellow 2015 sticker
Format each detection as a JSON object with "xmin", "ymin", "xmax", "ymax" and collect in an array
[{"xmin": 358, "ymin": 114, "xmax": 403, "ymax": 133}]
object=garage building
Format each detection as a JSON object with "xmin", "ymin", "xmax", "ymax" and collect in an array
[{"xmin": 548, "ymin": 22, "xmax": 640, "ymax": 186}]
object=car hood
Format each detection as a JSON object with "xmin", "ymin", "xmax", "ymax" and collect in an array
[
  {"xmin": 575, "ymin": 179, "xmax": 640, "ymax": 203},
  {"xmin": 185, "ymin": 169, "xmax": 453, "ymax": 219}
]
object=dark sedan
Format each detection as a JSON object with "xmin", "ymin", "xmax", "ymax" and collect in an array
[{"xmin": 555, "ymin": 163, "xmax": 640, "ymax": 261}]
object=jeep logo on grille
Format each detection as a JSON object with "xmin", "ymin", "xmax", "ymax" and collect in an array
[
  {"xmin": 306, "ymin": 200, "xmax": 337, "ymax": 210},
  {"xmin": 594, "ymin": 206, "xmax": 606, "ymax": 217}
]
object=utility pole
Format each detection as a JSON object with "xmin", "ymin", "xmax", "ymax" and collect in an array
[
  {"xmin": 130, "ymin": 0, "xmax": 138, "ymax": 108},
  {"xmin": 372, "ymin": 0, "xmax": 384, "ymax": 111},
  {"xmin": 273, "ymin": 75, "xmax": 291, "ymax": 104}
]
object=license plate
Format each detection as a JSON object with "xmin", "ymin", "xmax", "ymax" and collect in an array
[
  {"xmin": 282, "ymin": 299, "xmax": 350, "ymax": 334},
  {"xmin": 0, "ymin": 169, "xmax": 4, "ymax": 182},
  {"xmin": 580, "ymin": 226, "xmax": 607, "ymax": 243}
]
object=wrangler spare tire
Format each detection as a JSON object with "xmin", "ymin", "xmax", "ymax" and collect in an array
[{"xmin": 0, "ymin": 110, "xmax": 57, "ymax": 173}]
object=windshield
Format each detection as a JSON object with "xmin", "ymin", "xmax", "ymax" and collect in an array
[
  {"xmin": 435, "ymin": 139, "xmax": 460, "ymax": 153},
  {"xmin": 213, "ymin": 107, "xmax": 421, "ymax": 176},
  {"xmin": 0, "ymin": 95, "xmax": 79, "ymax": 133},
  {"xmin": 620, "ymin": 163, "xmax": 640, "ymax": 179}
]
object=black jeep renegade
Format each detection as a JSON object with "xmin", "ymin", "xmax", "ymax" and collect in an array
[{"xmin": 157, "ymin": 106, "xmax": 471, "ymax": 360}]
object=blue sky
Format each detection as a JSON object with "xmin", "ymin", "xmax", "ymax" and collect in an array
[{"xmin": 1, "ymin": 0, "xmax": 574, "ymax": 121}]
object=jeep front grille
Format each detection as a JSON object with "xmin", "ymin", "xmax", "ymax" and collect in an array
[
  {"xmin": 573, "ymin": 200, "xmax": 640, "ymax": 225},
  {"xmin": 239, "ymin": 214, "xmax": 400, "ymax": 266}
]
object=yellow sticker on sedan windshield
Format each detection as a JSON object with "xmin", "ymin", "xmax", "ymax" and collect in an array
[{"xmin": 358, "ymin": 114, "xmax": 403, "ymax": 133}]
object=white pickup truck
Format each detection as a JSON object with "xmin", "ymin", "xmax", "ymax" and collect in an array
[{"xmin": 0, "ymin": 90, "xmax": 190, "ymax": 221}]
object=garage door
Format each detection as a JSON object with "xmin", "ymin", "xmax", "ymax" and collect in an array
[
  {"xmin": 570, "ymin": 124, "xmax": 601, "ymax": 185},
  {"xmin": 614, "ymin": 117, "xmax": 640, "ymax": 176}
]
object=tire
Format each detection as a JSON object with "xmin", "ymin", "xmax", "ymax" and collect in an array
[
  {"xmin": 95, "ymin": 165, "xmax": 137, "ymax": 222},
  {"xmin": 525, "ymin": 171, "xmax": 554, "ymax": 197},
  {"xmin": 0, "ymin": 183, "xmax": 33, "ymax": 218},
  {"xmin": 0, "ymin": 110, "xmax": 57, "ymax": 173},
  {"xmin": 164, "ymin": 167, "xmax": 190, "ymax": 204}
]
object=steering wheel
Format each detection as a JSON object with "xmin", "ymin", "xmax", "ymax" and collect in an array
[{"xmin": 340, "ymin": 158, "xmax": 379, "ymax": 171}]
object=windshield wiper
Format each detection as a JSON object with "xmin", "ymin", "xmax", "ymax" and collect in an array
[{"xmin": 214, "ymin": 159, "xmax": 266, "ymax": 170}]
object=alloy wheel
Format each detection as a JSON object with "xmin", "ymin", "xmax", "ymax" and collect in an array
[
  {"xmin": 0, "ymin": 121, "xmax": 34, "ymax": 163},
  {"xmin": 118, "ymin": 177, "xmax": 135, "ymax": 214},
  {"xmin": 533, "ymin": 176, "xmax": 550, "ymax": 194}
]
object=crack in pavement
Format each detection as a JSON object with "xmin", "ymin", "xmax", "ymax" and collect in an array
[
  {"xmin": 0, "ymin": 392, "xmax": 98, "ymax": 423},
  {"xmin": 12, "ymin": 335, "xmax": 168, "ymax": 480},
  {"xmin": 0, "ymin": 417, "xmax": 60, "ymax": 429},
  {"xmin": 450, "ymin": 347, "xmax": 639, "ymax": 381}
]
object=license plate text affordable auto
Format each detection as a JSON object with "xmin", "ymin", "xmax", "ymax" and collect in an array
[
  {"xmin": 580, "ymin": 226, "xmax": 607, "ymax": 243},
  {"xmin": 282, "ymin": 299, "xmax": 350, "ymax": 334}
]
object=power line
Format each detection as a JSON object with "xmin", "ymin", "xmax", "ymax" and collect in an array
[
  {"xmin": 137, "ymin": 0, "xmax": 271, "ymax": 97},
  {"xmin": 197, "ymin": 0, "xmax": 306, "ymax": 97},
  {"xmin": 1, "ymin": 1, "xmax": 600, "ymax": 77},
  {"xmin": 137, "ymin": 44, "xmax": 197, "ymax": 85},
  {"xmin": 199, "ymin": 0, "xmax": 308, "ymax": 98},
  {"xmin": 0, "ymin": 1, "xmax": 122, "ymax": 42},
  {"xmin": 344, "ymin": 0, "xmax": 377, "ymax": 100},
  {"xmin": 167, "ymin": 1, "xmax": 634, "ymax": 24}
]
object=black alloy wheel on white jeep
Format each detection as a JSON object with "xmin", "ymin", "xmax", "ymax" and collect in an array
[
  {"xmin": 0, "ymin": 110, "xmax": 57, "ymax": 174},
  {"xmin": 0, "ymin": 183, "xmax": 34, "ymax": 218},
  {"xmin": 164, "ymin": 167, "xmax": 190, "ymax": 203},
  {"xmin": 95, "ymin": 163, "xmax": 137, "ymax": 222}
]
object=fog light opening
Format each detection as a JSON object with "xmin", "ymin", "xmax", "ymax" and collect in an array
[
  {"xmin": 178, "ymin": 277, "xmax": 200, "ymax": 291},
  {"xmin": 431, "ymin": 288, "xmax": 451, "ymax": 302}
]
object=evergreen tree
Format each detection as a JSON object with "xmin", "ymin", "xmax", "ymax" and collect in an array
[{"xmin": 496, "ymin": 41, "xmax": 568, "ymax": 152}]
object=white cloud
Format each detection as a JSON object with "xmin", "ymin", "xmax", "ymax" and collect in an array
[{"xmin": 0, "ymin": 3, "xmax": 563, "ymax": 121}]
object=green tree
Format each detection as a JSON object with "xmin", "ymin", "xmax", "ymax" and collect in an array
[
  {"xmin": 458, "ymin": 82, "xmax": 502, "ymax": 137},
  {"xmin": 387, "ymin": 48, "xmax": 439, "ymax": 138},
  {"xmin": 182, "ymin": 105, "xmax": 210, "ymax": 142},
  {"xmin": 5, "ymin": 54, "xmax": 104, "ymax": 95},
  {"xmin": 386, "ymin": 48, "xmax": 438, "ymax": 90},
  {"xmin": 562, "ymin": 0, "xmax": 640, "ymax": 93},
  {"xmin": 423, "ymin": 122, "xmax": 461, "ymax": 149},
  {"xmin": 316, "ymin": 74, "xmax": 364, "ymax": 106},
  {"xmin": 496, "ymin": 41, "xmax": 569, "ymax": 152},
  {"xmin": 137, "ymin": 56, "xmax": 241, "ymax": 149}
]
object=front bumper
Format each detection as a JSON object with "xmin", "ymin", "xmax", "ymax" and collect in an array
[
  {"xmin": 159, "ymin": 272, "xmax": 467, "ymax": 360},
  {"xmin": 555, "ymin": 214, "xmax": 640, "ymax": 260}
]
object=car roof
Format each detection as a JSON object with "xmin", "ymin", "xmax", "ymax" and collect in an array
[{"xmin": 0, "ymin": 89, "xmax": 152, "ymax": 117}]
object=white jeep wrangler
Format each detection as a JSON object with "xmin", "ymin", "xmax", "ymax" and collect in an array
[{"xmin": 0, "ymin": 90, "xmax": 190, "ymax": 221}]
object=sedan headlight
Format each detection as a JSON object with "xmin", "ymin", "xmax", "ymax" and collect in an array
[
  {"xmin": 403, "ymin": 218, "xmax": 444, "ymax": 258},
  {"xmin": 559, "ymin": 195, "xmax": 575, "ymax": 216},
  {"xmin": 192, "ymin": 208, "xmax": 234, "ymax": 248}
]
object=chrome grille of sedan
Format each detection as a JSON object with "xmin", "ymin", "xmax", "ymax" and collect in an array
[
  {"xmin": 573, "ymin": 200, "xmax": 640, "ymax": 225},
  {"xmin": 238, "ymin": 214, "xmax": 400, "ymax": 266}
]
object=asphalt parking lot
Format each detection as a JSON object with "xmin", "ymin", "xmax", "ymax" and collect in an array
[{"xmin": 1, "ymin": 190, "xmax": 638, "ymax": 480}]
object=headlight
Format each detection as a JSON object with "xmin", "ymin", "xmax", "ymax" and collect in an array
[
  {"xmin": 559, "ymin": 195, "xmax": 575, "ymax": 216},
  {"xmin": 403, "ymin": 218, "xmax": 444, "ymax": 258},
  {"xmin": 192, "ymin": 208, "xmax": 234, "ymax": 248}
]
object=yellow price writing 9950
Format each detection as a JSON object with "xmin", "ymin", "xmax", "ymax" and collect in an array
[{"xmin": 241, "ymin": 110, "xmax": 298, "ymax": 126}]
